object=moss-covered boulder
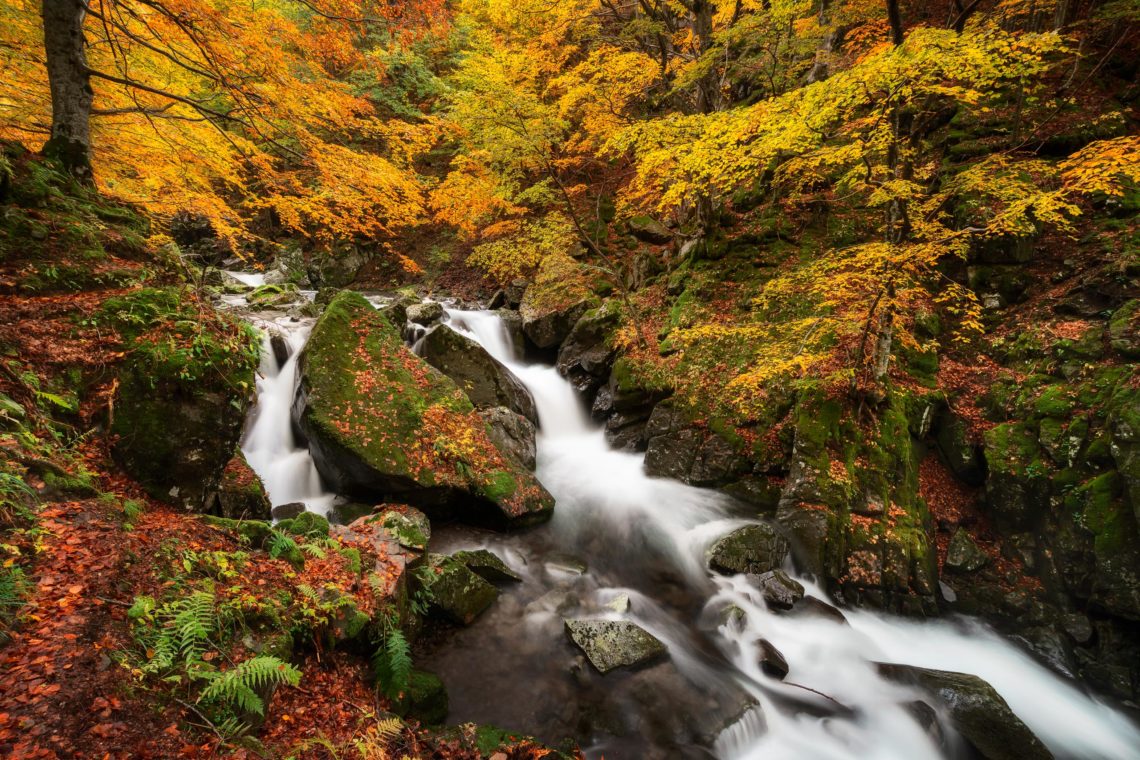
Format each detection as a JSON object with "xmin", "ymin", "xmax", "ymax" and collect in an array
[
  {"xmin": 420, "ymin": 325, "xmax": 537, "ymax": 424},
  {"xmin": 1108, "ymin": 300, "xmax": 1140, "ymax": 359},
  {"xmin": 106, "ymin": 288, "xmax": 259, "ymax": 511},
  {"xmin": 556, "ymin": 300, "xmax": 622, "ymax": 394},
  {"xmin": 451, "ymin": 549, "xmax": 522, "ymax": 583},
  {"xmin": 205, "ymin": 450, "xmax": 272, "ymax": 520},
  {"xmin": 420, "ymin": 553, "xmax": 498, "ymax": 625},
  {"xmin": 295, "ymin": 291, "xmax": 554, "ymax": 527}
]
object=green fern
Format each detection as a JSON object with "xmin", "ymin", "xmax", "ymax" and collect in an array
[
  {"xmin": 267, "ymin": 530, "xmax": 297, "ymax": 560},
  {"xmin": 197, "ymin": 655, "xmax": 301, "ymax": 718},
  {"xmin": 299, "ymin": 541, "xmax": 326, "ymax": 559},
  {"xmin": 372, "ymin": 628, "xmax": 412, "ymax": 699}
]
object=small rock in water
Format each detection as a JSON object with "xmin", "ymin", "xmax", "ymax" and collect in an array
[
  {"xmin": 269, "ymin": 332, "xmax": 291, "ymax": 369},
  {"xmin": 945, "ymin": 528, "xmax": 989, "ymax": 573},
  {"xmin": 526, "ymin": 589, "xmax": 580, "ymax": 616},
  {"xmin": 605, "ymin": 593, "xmax": 631, "ymax": 613},
  {"xmin": 746, "ymin": 570, "xmax": 804, "ymax": 609},
  {"xmin": 564, "ymin": 619, "xmax": 668, "ymax": 674},
  {"xmin": 271, "ymin": 502, "xmax": 306, "ymax": 521},
  {"xmin": 452, "ymin": 549, "xmax": 522, "ymax": 583},
  {"xmin": 545, "ymin": 552, "xmax": 588, "ymax": 576},
  {"xmin": 784, "ymin": 596, "xmax": 848, "ymax": 626},
  {"xmin": 757, "ymin": 639, "xmax": 789, "ymax": 680},
  {"xmin": 939, "ymin": 580, "xmax": 958, "ymax": 603}
]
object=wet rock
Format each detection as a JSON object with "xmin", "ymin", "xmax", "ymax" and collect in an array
[
  {"xmin": 606, "ymin": 593, "xmax": 631, "ymax": 613},
  {"xmin": 746, "ymin": 570, "xmax": 804, "ymax": 610},
  {"xmin": 307, "ymin": 243, "xmax": 366, "ymax": 288},
  {"xmin": 757, "ymin": 639, "xmax": 789, "ymax": 680},
  {"xmin": 526, "ymin": 589, "xmax": 580, "ymax": 616},
  {"xmin": 406, "ymin": 301, "xmax": 445, "ymax": 326},
  {"xmin": 628, "ymin": 215, "xmax": 672, "ymax": 244},
  {"xmin": 377, "ymin": 293, "xmax": 419, "ymax": 330},
  {"xmin": 784, "ymin": 596, "xmax": 849, "ymax": 626},
  {"xmin": 1013, "ymin": 626, "xmax": 1077, "ymax": 679},
  {"xmin": 545, "ymin": 553, "xmax": 589, "ymax": 576},
  {"xmin": 451, "ymin": 549, "xmax": 521, "ymax": 583},
  {"xmin": 479, "ymin": 407, "xmax": 537, "ymax": 470},
  {"xmin": 422, "ymin": 553, "xmax": 499, "ymax": 625},
  {"xmin": 945, "ymin": 529, "xmax": 989, "ymax": 574},
  {"xmin": 876, "ymin": 663, "xmax": 1052, "ymax": 760},
  {"xmin": 206, "ymin": 451, "xmax": 272, "ymax": 521},
  {"xmin": 564, "ymin": 619, "xmax": 668, "ymax": 674},
  {"xmin": 1060, "ymin": 613, "xmax": 1093, "ymax": 645},
  {"xmin": 708, "ymin": 524, "xmax": 790, "ymax": 576},
  {"xmin": 604, "ymin": 408, "xmax": 654, "ymax": 451},
  {"xmin": 521, "ymin": 297, "xmax": 592, "ymax": 350},
  {"xmin": 269, "ymin": 331, "xmax": 291, "ymax": 369},
  {"xmin": 557, "ymin": 301, "xmax": 621, "ymax": 394},
  {"xmin": 295, "ymin": 291, "xmax": 554, "ymax": 527},
  {"xmin": 644, "ymin": 403, "xmax": 746, "ymax": 486},
  {"xmin": 420, "ymin": 325, "xmax": 537, "ymax": 424},
  {"xmin": 271, "ymin": 501, "xmax": 306, "ymax": 521},
  {"xmin": 495, "ymin": 309, "xmax": 527, "ymax": 357}
]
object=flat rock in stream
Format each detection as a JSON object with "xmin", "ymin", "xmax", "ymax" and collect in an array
[
  {"xmin": 564, "ymin": 619, "xmax": 668, "ymax": 674},
  {"xmin": 876, "ymin": 663, "xmax": 1052, "ymax": 760},
  {"xmin": 451, "ymin": 549, "xmax": 521, "ymax": 583}
]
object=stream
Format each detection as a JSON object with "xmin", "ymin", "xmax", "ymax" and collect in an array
[{"xmin": 236, "ymin": 293, "xmax": 1140, "ymax": 760}]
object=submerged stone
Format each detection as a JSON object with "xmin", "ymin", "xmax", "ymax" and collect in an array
[{"xmin": 564, "ymin": 619, "xmax": 668, "ymax": 674}]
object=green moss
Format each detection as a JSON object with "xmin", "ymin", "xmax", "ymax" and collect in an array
[{"xmin": 276, "ymin": 511, "xmax": 330, "ymax": 539}]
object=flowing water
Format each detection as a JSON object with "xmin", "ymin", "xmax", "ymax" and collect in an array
[{"xmin": 239, "ymin": 296, "xmax": 1140, "ymax": 759}]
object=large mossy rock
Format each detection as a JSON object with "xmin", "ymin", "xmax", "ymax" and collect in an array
[
  {"xmin": 479, "ymin": 407, "xmax": 537, "ymax": 471},
  {"xmin": 564, "ymin": 619, "xmax": 668, "ymax": 674},
  {"xmin": 876, "ymin": 664, "xmax": 1051, "ymax": 760},
  {"xmin": 295, "ymin": 291, "xmax": 553, "ymax": 527},
  {"xmin": 420, "ymin": 325, "xmax": 537, "ymax": 424},
  {"xmin": 106, "ymin": 288, "xmax": 259, "ymax": 511}
]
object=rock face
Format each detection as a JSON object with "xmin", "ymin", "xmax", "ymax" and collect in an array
[
  {"xmin": 557, "ymin": 301, "xmax": 621, "ymax": 394},
  {"xmin": 479, "ymin": 407, "xmax": 537, "ymax": 471},
  {"xmin": 644, "ymin": 403, "xmax": 748, "ymax": 486},
  {"xmin": 420, "ymin": 325, "xmax": 537, "ymax": 424},
  {"xmin": 421, "ymin": 553, "xmax": 499, "ymax": 625},
  {"xmin": 518, "ymin": 253, "xmax": 598, "ymax": 349},
  {"xmin": 876, "ymin": 664, "xmax": 1052, "ymax": 760},
  {"xmin": 944, "ymin": 529, "xmax": 988, "ymax": 573},
  {"xmin": 708, "ymin": 524, "xmax": 790, "ymax": 576},
  {"xmin": 294, "ymin": 291, "xmax": 554, "ymax": 527},
  {"xmin": 564, "ymin": 619, "xmax": 668, "ymax": 674},
  {"xmin": 205, "ymin": 451, "xmax": 272, "ymax": 520}
]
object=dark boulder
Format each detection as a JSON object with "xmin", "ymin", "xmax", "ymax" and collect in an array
[
  {"xmin": 421, "ymin": 553, "xmax": 499, "ymax": 625},
  {"xmin": 557, "ymin": 301, "xmax": 621, "ymax": 394},
  {"xmin": 757, "ymin": 639, "xmax": 789, "ymax": 680},
  {"xmin": 205, "ymin": 451, "xmax": 272, "ymax": 521},
  {"xmin": 420, "ymin": 325, "xmax": 537, "ymax": 424},
  {"xmin": 876, "ymin": 663, "xmax": 1052, "ymax": 760},
  {"xmin": 451, "ymin": 549, "xmax": 522, "ymax": 583},
  {"xmin": 479, "ymin": 407, "xmax": 537, "ymax": 471},
  {"xmin": 747, "ymin": 570, "xmax": 805, "ymax": 609}
]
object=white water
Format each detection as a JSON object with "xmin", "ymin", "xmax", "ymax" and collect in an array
[
  {"xmin": 443, "ymin": 308, "xmax": 1140, "ymax": 760},
  {"xmin": 224, "ymin": 270, "xmax": 266, "ymax": 288},
  {"xmin": 241, "ymin": 318, "xmax": 336, "ymax": 516}
]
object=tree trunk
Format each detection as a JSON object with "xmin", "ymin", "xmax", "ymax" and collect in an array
[
  {"xmin": 42, "ymin": 0, "xmax": 94, "ymax": 184},
  {"xmin": 886, "ymin": 0, "xmax": 904, "ymax": 46}
]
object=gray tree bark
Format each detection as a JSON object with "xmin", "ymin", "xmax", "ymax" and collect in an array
[{"xmin": 41, "ymin": 0, "xmax": 94, "ymax": 184}]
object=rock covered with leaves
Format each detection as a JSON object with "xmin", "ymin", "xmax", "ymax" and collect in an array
[{"xmin": 295, "ymin": 290, "xmax": 555, "ymax": 526}]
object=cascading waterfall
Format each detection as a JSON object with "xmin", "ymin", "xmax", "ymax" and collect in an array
[
  {"xmin": 241, "ymin": 318, "xmax": 336, "ymax": 515},
  {"xmin": 235, "ymin": 295, "xmax": 1140, "ymax": 759},
  {"xmin": 440, "ymin": 308, "xmax": 1140, "ymax": 760}
]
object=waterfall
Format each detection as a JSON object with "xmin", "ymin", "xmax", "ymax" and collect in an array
[
  {"xmin": 241, "ymin": 319, "xmax": 336, "ymax": 515},
  {"xmin": 442, "ymin": 307, "xmax": 1140, "ymax": 760},
  {"xmin": 235, "ymin": 294, "xmax": 1140, "ymax": 758}
]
